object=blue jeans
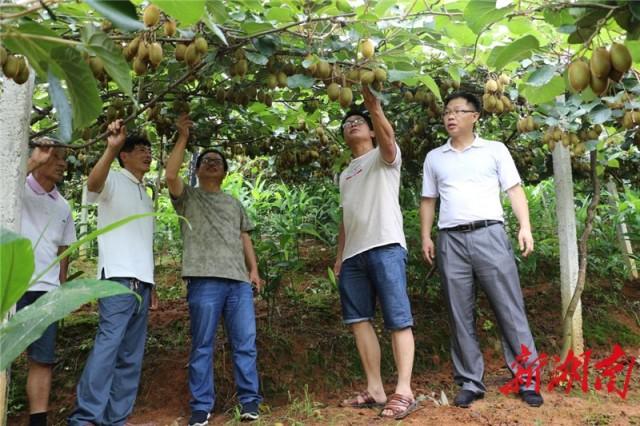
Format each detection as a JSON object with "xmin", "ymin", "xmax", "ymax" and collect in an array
[
  {"xmin": 17, "ymin": 291, "xmax": 57, "ymax": 364},
  {"xmin": 187, "ymin": 278, "xmax": 262, "ymax": 413},
  {"xmin": 68, "ymin": 278, "xmax": 151, "ymax": 426},
  {"xmin": 338, "ymin": 243, "xmax": 413, "ymax": 330}
]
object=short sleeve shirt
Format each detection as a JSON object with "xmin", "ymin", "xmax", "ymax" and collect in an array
[
  {"xmin": 21, "ymin": 175, "xmax": 77, "ymax": 292},
  {"xmin": 87, "ymin": 169, "xmax": 155, "ymax": 283},
  {"xmin": 339, "ymin": 145, "xmax": 406, "ymax": 261},
  {"xmin": 421, "ymin": 136, "xmax": 521, "ymax": 229},
  {"xmin": 171, "ymin": 185, "xmax": 254, "ymax": 282}
]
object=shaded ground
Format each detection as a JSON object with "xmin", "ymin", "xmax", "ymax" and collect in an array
[{"xmin": 7, "ymin": 248, "xmax": 640, "ymax": 426}]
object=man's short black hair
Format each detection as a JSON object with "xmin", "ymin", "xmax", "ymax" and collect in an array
[
  {"xmin": 196, "ymin": 148, "xmax": 228, "ymax": 172},
  {"xmin": 117, "ymin": 135, "xmax": 151, "ymax": 167},
  {"xmin": 444, "ymin": 91, "xmax": 481, "ymax": 113},
  {"xmin": 341, "ymin": 108, "xmax": 373, "ymax": 134}
]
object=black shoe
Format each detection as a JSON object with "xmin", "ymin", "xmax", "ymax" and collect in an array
[
  {"xmin": 188, "ymin": 410, "xmax": 210, "ymax": 426},
  {"xmin": 240, "ymin": 401, "xmax": 260, "ymax": 421},
  {"xmin": 453, "ymin": 390, "xmax": 484, "ymax": 408},
  {"xmin": 519, "ymin": 390, "xmax": 544, "ymax": 407}
]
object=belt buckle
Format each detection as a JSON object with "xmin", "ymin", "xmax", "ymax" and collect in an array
[{"xmin": 460, "ymin": 223, "xmax": 473, "ymax": 232}]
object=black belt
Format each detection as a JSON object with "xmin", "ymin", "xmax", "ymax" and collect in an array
[{"xmin": 441, "ymin": 220, "xmax": 503, "ymax": 232}]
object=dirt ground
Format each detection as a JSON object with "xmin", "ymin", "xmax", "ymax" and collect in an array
[{"xmin": 7, "ymin": 261, "xmax": 640, "ymax": 426}]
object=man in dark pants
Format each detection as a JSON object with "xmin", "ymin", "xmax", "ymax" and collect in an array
[
  {"xmin": 69, "ymin": 120, "xmax": 158, "ymax": 426},
  {"xmin": 420, "ymin": 91, "xmax": 543, "ymax": 408}
]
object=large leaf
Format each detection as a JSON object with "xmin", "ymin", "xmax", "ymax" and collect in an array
[
  {"xmin": 526, "ymin": 65, "xmax": 557, "ymax": 87},
  {"xmin": 0, "ymin": 229, "xmax": 34, "ymax": 318},
  {"xmin": 0, "ymin": 279, "xmax": 134, "ymax": 370},
  {"xmin": 588, "ymin": 105, "xmax": 612, "ymax": 125},
  {"xmin": 287, "ymin": 74, "xmax": 315, "ymax": 89},
  {"xmin": 81, "ymin": 25, "xmax": 133, "ymax": 98},
  {"xmin": 151, "ymin": 0, "xmax": 205, "ymax": 25},
  {"xmin": 203, "ymin": 11, "xmax": 228, "ymax": 46},
  {"xmin": 47, "ymin": 71, "xmax": 73, "ymax": 143},
  {"xmin": 49, "ymin": 47, "xmax": 102, "ymax": 129},
  {"xmin": 521, "ymin": 76, "xmax": 565, "ymax": 105},
  {"xmin": 487, "ymin": 35, "xmax": 540, "ymax": 70},
  {"xmin": 464, "ymin": 0, "xmax": 514, "ymax": 34},
  {"xmin": 418, "ymin": 74, "xmax": 442, "ymax": 101},
  {"xmin": 84, "ymin": 0, "xmax": 143, "ymax": 32}
]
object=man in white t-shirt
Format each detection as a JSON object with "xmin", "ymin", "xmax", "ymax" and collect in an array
[
  {"xmin": 18, "ymin": 139, "xmax": 77, "ymax": 426},
  {"xmin": 334, "ymin": 85, "xmax": 417, "ymax": 420},
  {"xmin": 69, "ymin": 120, "xmax": 157, "ymax": 426},
  {"xmin": 420, "ymin": 91, "xmax": 543, "ymax": 408}
]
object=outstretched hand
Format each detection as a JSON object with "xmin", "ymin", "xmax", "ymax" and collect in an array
[
  {"xmin": 361, "ymin": 84, "xmax": 381, "ymax": 112},
  {"xmin": 29, "ymin": 143, "xmax": 55, "ymax": 169},
  {"xmin": 106, "ymin": 119, "xmax": 127, "ymax": 150},
  {"xmin": 176, "ymin": 113, "xmax": 193, "ymax": 141}
]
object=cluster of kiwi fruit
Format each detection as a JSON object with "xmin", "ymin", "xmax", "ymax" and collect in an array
[
  {"xmin": 482, "ymin": 73, "xmax": 515, "ymax": 114},
  {"xmin": 542, "ymin": 125, "xmax": 603, "ymax": 156},
  {"xmin": 567, "ymin": 43, "xmax": 632, "ymax": 95},
  {"xmin": 516, "ymin": 115, "xmax": 540, "ymax": 133}
]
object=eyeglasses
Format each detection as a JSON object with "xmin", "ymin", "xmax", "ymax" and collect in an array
[
  {"xmin": 201, "ymin": 158, "xmax": 224, "ymax": 166},
  {"xmin": 342, "ymin": 118, "xmax": 367, "ymax": 129},
  {"xmin": 442, "ymin": 109, "xmax": 477, "ymax": 117}
]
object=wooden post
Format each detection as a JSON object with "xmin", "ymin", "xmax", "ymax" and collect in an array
[
  {"xmin": 606, "ymin": 178, "xmax": 638, "ymax": 279},
  {"xmin": 552, "ymin": 142, "xmax": 584, "ymax": 355},
  {"xmin": 0, "ymin": 68, "xmax": 35, "ymax": 425}
]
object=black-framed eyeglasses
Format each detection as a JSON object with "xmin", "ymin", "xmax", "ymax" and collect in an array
[
  {"xmin": 201, "ymin": 158, "xmax": 224, "ymax": 165},
  {"xmin": 442, "ymin": 109, "xmax": 477, "ymax": 117},
  {"xmin": 342, "ymin": 118, "xmax": 367, "ymax": 129}
]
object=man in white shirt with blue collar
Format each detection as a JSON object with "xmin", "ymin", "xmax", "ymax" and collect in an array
[
  {"xmin": 420, "ymin": 91, "xmax": 543, "ymax": 408},
  {"xmin": 19, "ymin": 138, "xmax": 77, "ymax": 426},
  {"xmin": 69, "ymin": 120, "xmax": 156, "ymax": 426}
]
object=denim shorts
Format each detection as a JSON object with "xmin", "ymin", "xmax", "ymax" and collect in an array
[
  {"xmin": 338, "ymin": 243, "xmax": 413, "ymax": 330},
  {"xmin": 17, "ymin": 291, "xmax": 57, "ymax": 364}
]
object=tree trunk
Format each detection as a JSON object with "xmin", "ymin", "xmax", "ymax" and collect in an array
[
  {"xmin": 560, "ymin": 150, "xmax": 600, "ymax": 359},
  {"xmin": 0, "ymin": 69, "xmax": 36, "ymax": 425},
  {"xmin": 606, "ymin": 178, "xmax": 638, "ymax": 279},
  {"xmin": 552, "ymin": 143, "xmax": 584, "ymax": 356}
]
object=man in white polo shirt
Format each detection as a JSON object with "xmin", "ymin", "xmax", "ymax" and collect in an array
[
  {"xmin": 334, "ymin": 85, "xmax": 417, "ymax": 420},
  {"xmin": 420, "ymin": 91, "xmax": 543, "ymax": 408},
  {"xmin": 69, "ymin": 119, "xmax": 156, "ymax": 426},
  {"xmin": 18, "ymin": 138, "xmax": 77, "ymax": 426}
]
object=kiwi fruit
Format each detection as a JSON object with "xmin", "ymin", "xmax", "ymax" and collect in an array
[{"xmin": 143, "ymin": 4, "xmax": 161, "ymax": 27}]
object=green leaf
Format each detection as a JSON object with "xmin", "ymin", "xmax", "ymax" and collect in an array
[
  {"xmin": 630, "ymin": 2, "xmax": 640, "ymax": 20},
  {"xmin": 588, "ymin": 105, "xmax": 612, "ymax": 125},
  {"xmin": 568, "ymin": 26, "xmax": 596, "ymax": 44},
  {"xmin": 203, "ymin": 12, "xmax": 228, "ymax": 46},
  {"xmin": 607, "ymin": 158, "xmax": 620, "ymax": 168},
  {"xmin": 245, "ymin": 51, "xmax": 269, "ymax": 65},
  {"xmin": 0, "ymin": 279, "xmax": 134, "ymax": 370},
  {"xmin": 388, "ymin": 69, "xmax": 417, "ymax": 82},
  {"xmin": 626, "ymin": 40, "xmax": 640, "ymax": 64},
  {"xmin": 242, "ymin": 22, "xmax": 275, "ymax": 36},
  {"xmin": 81, "ymin": 26, "xmax": 133, "ymax": 98},
  {"xmin": 47, "ymin": 71, "xmax": 73, "ymax": 143},
  {"xmin": 448, "ymin": 66, "xmax": 462, "ymax": 84},
  {"xmin": 265, "ymin": 7, "xmax": 294, "ymax": 22},
  {"xmin": 464, "ymin": 0, "xmax": 514, "ymax": 34},
  {"xmin": 336, "ymin": 0, "xmax": 353, "ymax": 13},
  {"xmin": 521, "ymin": 75, "xmax": 565, "ymax": 105},
  {"xmin": 151, "ymin": 0, "xmax": 205, "ymax": 25},
  {"xmin": 418, "ymin": 74, "xmax": 442, "ymax": 101},
  {"xmin": 287, "ymin": 74, "xmax": 315, "ymax": 89},
  {"xmin": 526, "ymin": 65, "xmax": 557, "ymax": 87},
  {"xmin": 487, "ymin": 35, "xmax": 540, "ymax": 70},
  {"xmin": 49, "ymin": 47, "xmax": 102, "ymax": 130},
  {"xmin": 84, "ymin": 0, "xmax": 143, "ymax": 32},
  {"xmin": 543, "ymin": 8, "xmax": 574, "ymax": 27},
  {"xmin": 0, "ymin": 229, "xmax": 34, "ymax": 318}
]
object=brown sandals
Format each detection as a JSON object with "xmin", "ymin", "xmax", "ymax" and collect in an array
[{"xmin": 379, "ymin": 393, "xmax": 419, "ymax": 420}]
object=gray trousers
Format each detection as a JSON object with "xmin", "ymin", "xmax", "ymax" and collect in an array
[{"xmin": 437, "ymin": 223, "xmax": 539, "ymax": 394}]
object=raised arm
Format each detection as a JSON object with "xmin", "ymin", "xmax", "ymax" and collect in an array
[
  {"xmin": 165, "ymin": 113, "xmax": 193, "ymax": 198},
  {"xmin": 87, "ymin": 120, "xmax": 126, "ymax": 193},
  {"xmin": 27, "ymin": 144, "xmax": 54, "ymax": 174},
  {"xmin": 362, "ymin": 84, "xmax": 396, "ymax": 163}
]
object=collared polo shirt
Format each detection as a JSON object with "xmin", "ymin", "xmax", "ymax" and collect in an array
[
  {"xmin": 339, "ymin": 145, "xmax": 406, "ymax": 261},
  {"xmin": 422, "ymin": 135, "xmax": 521, "ymax": 229},
  {"xmin": 21, "ymin": 174, "xmax": 77, "ymax": 292},
  {"xmin": 87, "ymin": 169, "xmax": 155, "ymax": 284}
]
